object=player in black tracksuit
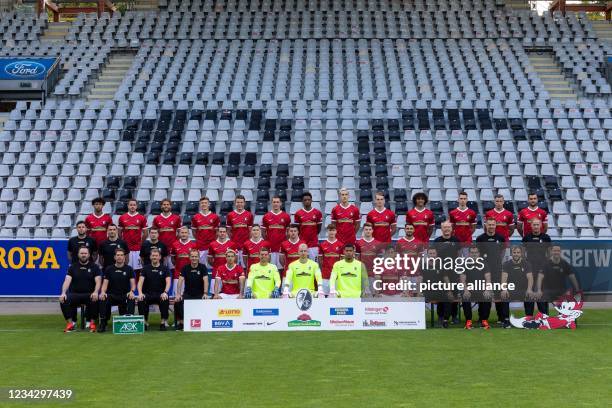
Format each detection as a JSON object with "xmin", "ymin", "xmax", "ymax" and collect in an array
[
  {"xmin": 502, "ymin": 246, "xmax": 533, "ymax": 321},
  {"xmin": 475, "ymin": 218, "xmax": 508, "ymax": 327},
  {"xmin": 543, "ymin": 244, "xmax": 581, "ymax": 302},
  {"xmin": 174, "ymin": 249, "xmax": 210, "ymax": 331},
  {"xmin": 422, "ymin": 247, "xmax": 454, "ymax": 328},
  {"xmin": 522, "ymin": 218, "xmax": 551, "ymax": 316},
  {"xmin": 98, "ymin": 248, "xmax": 136, "ymax": 332},
  {"xmin": 137, "ymin": 248, "xmax": 171, "ymax": 331},
  {"xmin": 139, "ymin": 228, "xmax": 169, "ymax": 267},
  {"xmin": 67, "ymin": 221, "xmax": 98, "ymax": 264},
  {"xmin": 460, "ymin": 246, "xmax": 493, "ymax": 329},
  {"xmin": 433, "ymin": 222, "xmax": 461, "ymax": 324},
  {"xmin": 59, "ymin": 246, "xmax": 101, "ymax": 332}
]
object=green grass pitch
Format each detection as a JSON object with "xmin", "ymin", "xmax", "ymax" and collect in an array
[{"xmin": 1, "ymin": 311, "xmax": 611, "ymax": 407}]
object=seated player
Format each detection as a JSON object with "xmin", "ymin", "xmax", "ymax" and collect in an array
[
  {"xmin": 329, "ymin": 244, "xmax": 370, "ymax": 298},
  {"xmin": 98, "ymin": 248, "xmax": 136, "ymax": 332},
  {"xmin": 283, "ymin": 243, "xmax": 324, "ymax": 298},
  {"xmin": 174, "ymin": 249, "xmax": 210, "ymax": 331},
  {"xmin": 244, "ymin": 247, "xmax": 281, "ymax": 299},
  {"xmin": 213, "ymin": 249, "xmax": 245, "ymax": 299},
  {"xmin": 137, "ymin": 248, "xmax": 171, "ymax": 331},
  {"xmin": 373, "ymin": 246, "xmax": 409, "ymax": 298},
  {"xmin": 59, "ymin": 246, "xmax": 101, "ymax": 333}
]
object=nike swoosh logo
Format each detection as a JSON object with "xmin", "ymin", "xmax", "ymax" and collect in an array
[{"xmin": 266, "ymin": 322, "xmax": 277, "ymax": 326}]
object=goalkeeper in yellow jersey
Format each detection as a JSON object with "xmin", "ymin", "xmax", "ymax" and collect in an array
[
  {"xmin": 283, "ymin": 244, "xmax": 324, "ymax": 298},
  {"xmin": 329, "ymin": 243, "xmax": 370, "ymax": 298},
  {"xmin": 245, "ymin": 247, "xmax": 281, "ymax": 299}
]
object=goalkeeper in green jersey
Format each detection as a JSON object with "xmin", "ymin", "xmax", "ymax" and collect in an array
[
  {"xmin": 283, "ymin": 243, "xmax": 324, "ymax": 298},
  {"xmin": 329, "ymin": 243, "xmax": 370, "ymax": 298},
  {"xmin": 245, "ymin": 247, "xmax": 281, "ymax": 299}
]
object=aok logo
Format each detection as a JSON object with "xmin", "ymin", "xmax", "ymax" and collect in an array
[
  {"xmin": 120, "ymin": 323, "xmax": 138, "ymax": 332},
  {"xmin": 218, "ymin": 309, "xmax": 241, "ymax": 317},
  {"xmin": 4, "ymin": 61, "xmax": 46, "ymax": 78},
  {"xmin": 0, "ymin": 247, "xmax": 59, "ymax": 269}
]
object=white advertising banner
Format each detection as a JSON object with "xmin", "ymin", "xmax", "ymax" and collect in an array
[{"xmin": 184, "ymin": 290, "xmax": 426, "ymax": 332}]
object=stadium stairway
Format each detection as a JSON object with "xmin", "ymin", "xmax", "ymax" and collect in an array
[
  {"xmin": 504, "ymin": 0, "xmax": 530, "ymax": 11},
  {"xmin": 131, "ymin": 0, "xmax": 159, "ymax": 11},
  {"xmin": 0, "ymin": 112, "xmax": 9, "ymax": 131},
  {"xmin": 41, "ymin": 21, "xmax": 71, "ymax": 43},
  {"xmin": 528, "ymin": 52, "xmax": 576, "ymax": 99},
  {"xmin": 86, "ymin": 52, "xmax": 135, "ymax": 102},
  {"xmin": 591, "ymin": 20, "xmax": 612, "ymax": 43}
]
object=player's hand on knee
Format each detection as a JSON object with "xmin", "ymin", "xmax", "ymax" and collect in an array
[
  {"xmin": 99, "ymin": 292, "xmax": 107, "ymax": 301},
  {"xmin": 59, "ymin": 293, "xmax": 67, "ymax": 303},
  {"xmin": 160, "ymin": 292, "xmax": 168, "ymax": 301},
  {"xmin": 137, "ymin": 293, "xmax": 145, "ymax": 301},
  {"xmin": 90, "ymin": 292, "xmax": 99, "ymax": 302}
]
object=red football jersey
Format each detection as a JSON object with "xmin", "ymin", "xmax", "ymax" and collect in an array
[
  {"xmin": 118, "ymin": 212, "xmax": 147, "ymax": 251},
  {"xmin": 242, "ymin": 238, "xmax": 270, "ymax": 270},
  {"xmin": 518, "ymin": 207, "xmax": 548, "ymax": 237},
  {"xmin": 280, "ymin": 238, "xmax": 306, "ymax": 273},
  {"xmin": 331, "ymin": 204, "xmax": 360, "ymax": 245},
  {"xmin": 171, "ymin": 239, "xmax": 197, "ymax": 279},
  {"xmin": 395, "ymin": 237, "xmax": 424, "ymax": 276},
  {"xmin": 366, "ymin": 208, "xmax": 397, "ymax": 243},
  {"xmin": 226, "ymin": 210, "xmax": 254, "ymax": 250},
  {"xmin": 85, "ymin": 213, "xmax": 113, "ymax": 245},
  {"xmin": 406, "ymin": 208, "xmax": 435, "ymax": 243},
  {"xmin": 449, "ymin": 208, "xmax": 477, "ymax": 243},
  {"xmin": 152, "ymin": 213, "xmax": 182, "ymax": 248},
  {"xmin": 318, "ymin": 239, "xmax": 344, "ymax": 279},
  {"xmin": 294, "ymin": 208, "xmax": 323, "ymax": 248},
  {"xmin": 262, "ymin": 211, "xmax": 291, "ymax": 252},
  {"xmin": 485, "ymin": 208, "xmax": 515, "ymax": 241},
  {"xmin": 379, "ymin": 266, "xmax": 404, "ymax": 296},
  {"xmin": 191, "ymin": 211, "xmax": 220, "ymax": 250},
  {"xmin": 208, "ymin": 239, "xmax": 239, "ymax": 274},
  {"xmin": 356, "ymin": 237, "xmax": 384, "ymax": 277},
  {"xmin": 215, "ymin": 264, "xmax": 245, "ymax": 295}
]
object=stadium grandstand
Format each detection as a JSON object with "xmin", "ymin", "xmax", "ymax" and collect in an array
[{"xmin": 0, "ymin": 0, "xmax": 610, "ymax": 242}]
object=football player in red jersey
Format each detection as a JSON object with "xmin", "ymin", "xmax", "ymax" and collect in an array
[
  {"xmin": 448, "ymin": 191, "xmax": 477, "ymax": 244},
  {"xmin": 396, "ymin": 224, "xmax": 425, "ymax": 281},
  {"xmin": 152, "ymin": 198, "xmax": 182, "ymax": 249},
  {"xmin": 294, "ymin": 191, "xmax": 323, "ymax": 260},
  {"xmin": 318, "ymin": 224, "xmax": 344, "ymax": 296},
  {"xmin": 279, "ymin": 224, "xmax": 306, "ymax": 276},
  {"xmin": 406, "ymin": 192, "xmax": 435, "ymax": 243},
  {"xmin": 518, "ymin": 192, "xmax": 548, "ymax": 237},
  {"xmin": 170, "ymin": 227, "xmax": 197, "ymax": 292},
  {"xmin": 485, "ymin": 194, "xmax": 515, "ymax": 241},
  {"xmin": 331, "ymin": 188, "xmax": 361, "ymax": 245},
  {"xmin": 356, "ymin": 222, "xmax": 384, "ymax": 286},
  {"xmin": 226, "ymin": 195, "xmax": 254, "ymax": 264},
  {"xmin": 118, "ymin": 199, "xmax": 148, "ymax": 273},
  {"xmin": 213, "ymin": 249, "xmax": 245, "ymax": 299},
  {"xmin": 262, "ymin": 196, "xmax": 291, "ymax": 266},
  {"xmin": 84, "ymin": 197, "xmax": 113, "ymax": 247},
  {"xmin": 366, "ymin": 192, "xmax": 397, "ymax": 243},
  {"xmin": 242, "ymin": 225, "xmax": 270, "ymax": 271},
  {"xmin": 207, "ymin": 225, "xmax": 238, "ymax": 276},
  {"xmin": 191, "ymin": 196, "xmax": 220, "ymax": 266}
]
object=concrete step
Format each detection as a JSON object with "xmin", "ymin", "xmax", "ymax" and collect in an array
[
  {"xmin": 528, "ymin": 52, "xmax": 576, "ymax": 99},
  {"xmin": 86, "ymin": 51, "xmax": 136, "ymax": 101}
]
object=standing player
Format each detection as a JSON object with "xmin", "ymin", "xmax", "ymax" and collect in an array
[
  {"xmin": 522, "ymin": 218, "xmax": 551, "ymax": 317},
  {"xmin": 485, "ymin": 194, "xmax": 515, "ymax": 241},
  {"xmin": 329, "ymin": 244, "xmax": 370, "ymax": 298},
  {"xmin": 449, "ymin": 191, "xmax": 477, "ymax": 244},
  {"xmin": 244, "ymin": 247, "xmax": 282, "ymax": 299},
  {"xmin": 174, "ymin": 249, "xmax": 210, "ymax": 331},
  {"xmin": 262, "ymin": 196, "xmax": 291, "ymax": 266},
  {"xmin": 501, "ymin": 246, "xmax": 534, "ymax": 322},
  {"xmin": 294, "ymin": 192, "xmax": 323, "ymax": 260},
  {"xmin": 433, "ymin": 221, "xmax": 461, "ymax": 324},
  {"xmin": 191, "ymin": 196, "xmax": 220, "ymax": 267},
  {"xmin": 460, "ymin": 246, "xmax": 493, "ymax": 330},
  {"xmin": 98, "ymin": 248, "xmax": 136, "ymax": 333},
  {"xmin": 283, "ymin": 244, "xmax": 324, "ymax": 298},
  {"xmin": 331, "ymin": 188, "xmax": 361, "ymax": 245},
  {"xmin": 152, "ymin": 198, "xmax": 182, "ymax": 251},
  {"xmin": 366, "ymin": 192, "xmax": 397, "ymax": 244},
  {"xmin": 118, "ymin": 199, "xmax": 148, "ymax": 273},
  {"xmin": 518, "ymin": 192, "xmax": 548, "ymax": 237},
  {"xmin": 280, "ymin": 224, "xmax": 306, "ymax": 274},
  {"xmin": 59, "ymin": 246, "xmax": 101, "ymax": 333},
  {"xmin": 318, "ymin": 224, "xmax": 344, "ymax": 296},
  {"xmin": 213, "ymin": 249, "xmax": 245, "ymax": 299},
  {"xmin": 98, "ymin": 225, "xmax": 129, "ymax": 268},
  {"xmin": 84, "ymin": 197, "xmax": 113, "ymax": 247},
  {"xmin": 406, "ymin": 192, "xmax": 435, "ymax": 243},
  {"xmin": 140, "ymin": 228, "xmax": 169, "ymax": 267},
  {"xmin": 137, "ymin": 249, "xmax": 171, "ymax": 331},
  {"xmin": 356, "ymin": 222, "xmax": 383, "ymax": 286},
  {"xmin": 226, "ymin": 195, "xmax": 254, "ymax": 263},
  {"xmin": 67, "ymin": 221, "xmax": 97, "ymax": 264},
  {"xmin": 242, "ymin": 225, "xmax": 270, "ymax": 272},
  {"xmin": 208, "ymin": 225, "xmax": 239, "ymax": 276},
  {"xmin": 171, "ymin": 227, "xmax": 197, "ymax": 294}
]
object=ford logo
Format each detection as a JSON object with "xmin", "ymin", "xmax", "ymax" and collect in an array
[{"xmin": 4, "ymin": 61, "xmax": 46, "ymax": 78}]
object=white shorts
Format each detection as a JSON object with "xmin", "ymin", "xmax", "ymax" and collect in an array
[
  {"xmin": 219, "ymin": 293, "xmax": 239, "ymax": 299},
  {"xmin": 308, "ymin": 247, "xmax": 319, "ymax": 261},
  {"xmin": 199, "ymin": 250, "xmax": 209, "ymax": 268},
  {"xmin": 320, "ymin": 279, "xmax": 330, "ymax": 296},
  {"xmin": 128, "ymin": 251, "xmax": 143, "ymax": 270},
  {"xmin": 368, "ymin": 276, "xmax": 378, "ymax": 293},
  {"xmin": 237, "ymin": 250, "xmax": 245, "ymax": 267},
  {"xmin": 170, "ymin": 278, "xmax": 179, "ymax": 297},
  {"xmin": 164, "ymin": 257, "xmax": 174, "ymax": 271},
  {"xmin": 270, "ymin": 252, "xmax": 280, "ymax": 268}
]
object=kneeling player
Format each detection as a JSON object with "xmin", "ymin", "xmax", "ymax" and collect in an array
[
  {"xmin": 137, "ymin": 249, "xmax": 171, "ymax": 331},
  {"xmin": 174, "ymin": 249, "xmax": 210, "ymax": 331},
  {"xmin": 213, "ymin": 249, "xmax": 245, "ymax": 299},
  {"xmin": 59, "ymin": 246, "xmax": 101, "ymax": 332},
  {"xmin": 99, "ymin": 248, "xmax": 136, "ymax": 332},
  {"xmin": 329, "ymin": 244, "xmax": 370, "ymax": 298},
  {"xmin": 283, "ymin": 244, "xmax": 323, "ymax": 297},
  {"xmin": 244, "ymin": 247, "xmax": 281, "ymax": 299}
]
